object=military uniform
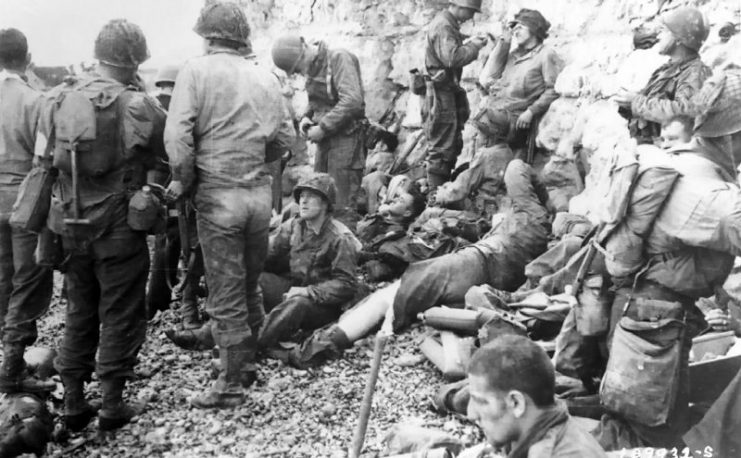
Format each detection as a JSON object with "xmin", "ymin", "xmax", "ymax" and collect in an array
[
  {"xmin": 392, "ymin": 159, "xmax": 550, "ymax": 331},
  {"xmin": 626, "ymin": 57, "xmax": 711, "ymax": 145},
  {"xmin": 46, "ymin": 74, "xmax": 167, "ymax": 386},
  {"xmin": 259, "ymin": 215, "xmax": 360, "ymax": 347},
  {"xmin": 0, "ymin": 69, "xmax": 54, "ymax": 391},
  {"xmin": 594, "ymin": 153, "xmax": 741, "ymax": 450},
  {"xmin": 303, "ymin": 41, "xmax": 366, "ymax": 213},
  {"xmin": 424, "ymin": 10, "xmax": 483, "ymax": 186},
  {"xmin": 166, "ymin": 48, "xmax": 295, "ymax": 355}
]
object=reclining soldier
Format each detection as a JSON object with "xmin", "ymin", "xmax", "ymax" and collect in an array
[
  {"xmin": 391, "ymin": 158, "xmax": 551, "ymax": 331},
  {"xmin": 258, "ymin": 173, "xmax": 361, "ymax": 351}
]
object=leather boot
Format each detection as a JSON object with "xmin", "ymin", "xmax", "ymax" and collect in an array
[
  {"xmin": 287, "ymin": 325, "xmax": 351, "ymax": 369},
  {"xmin": 164, "ymin": 322, "xmax": 214, "ymax": 351},
  {"xmin": 0, "ymin": 342, "xmax": 56, "ymax": 394},
  {"xmin": 98, "ymin": 378, "xmax": 146, "ymax": 431},
  {"xmin": 61, "ymin": 376, "xmax": 100, "ymax": 432},
  {"xmin": 191, "ymin": 342, "xmax": 248, "ymax": 409}
]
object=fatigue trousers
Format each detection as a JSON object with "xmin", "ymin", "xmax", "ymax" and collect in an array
[
  {"xmin": 55, "ymin": 226, "xmax": 148, "ymax": 381},
  {"xmin": 194, "ymin": 184, "xmax": 271, "ymax": 349},
  {"xmin": 424, "ymin": 86, "xmax": 467, "ymax": 188},
  {"xmin": 315, "ymin": 130, "xmax": 364, "ymax": 213},
  {"xmin": 0, "ymin": 210, "xmax": 53, "ymax": 346},
  {"xmin": 594, "ymin": 281, "xmax": 705, "ymax": 451},
  {"xmin": 257, "ymin": 272, "xmax": 342, "ymax": 348}
]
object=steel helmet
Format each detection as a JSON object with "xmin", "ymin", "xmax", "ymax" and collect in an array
[
  {"xmin": 293, "ymin": 173, "xmax": 337, "ymax": 210},
  {"xmin": 449, "ymin": 0, "xmax": 482, "ymax": 13},
  {"xmin": 154, "ymin": 64, "xmax": 181, "ymax": 87},
  {"xmin": 94, "ymin": 19, "xmax": 149, "ymax": 68},
  {"xmin": 661, "ymin": 7, "xmax": 709, "ymax": 51},
  {"xmin": 271, "ymin": 35, "xmax": 305, "ymax": 74},
  {"xmin": 194, "ymin": 1, "xmax": 250, "ymax": 46}
]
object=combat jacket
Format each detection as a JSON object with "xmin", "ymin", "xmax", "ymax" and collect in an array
[
  {"xmin": 165, "ymin": 48, "xmax": 296, "ymax": 190},
  {"xmin": 425, "ymin": 10, "xmax": 481, "ymax": 87},
  {"xmin": 268, "ymin": 216, "xmax": 360, "ymax": 306},
  {"xmin": 0, "ymin": 70, "xmax": 43, "ymax": 213},
  {"xmin": 479, "ymin": 41, "xmax": 564, "ymax": 117},
  {"xmin": 629, "ymin": 56, "xmax": 711, "ymax": 144},
  {"xmin": 303, "ymin": 41, "xmax": 365, "ymax": 137},
  {"xmin": 435, "ymin": 143, "xmax": 514, "ymax": 214},
  {"xmin": 41, "ymin": 74, "xmax": 167, "ymax": 238}
]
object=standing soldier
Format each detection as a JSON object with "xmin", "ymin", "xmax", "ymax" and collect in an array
[
  {"xmin": 424, "ymin": 0, "xmax": 487, "ymax": 190},
  {"xmin": 615, "ymin": 7, "xmax": 711, "ymax": 145},
  {"xmin": 165, "ymin": 2, "xmax": 295, "ymax": 409},
  {"xmin": 270, "ymin": 34, "xmax": 366, "ymax": 221},
  {"xmin": 45, "ymin": 20, "xmax": 168, "ymax": 431},
  {"xmin": 0, "ymin": 29, "xmax": 54, "ymax": 394}
]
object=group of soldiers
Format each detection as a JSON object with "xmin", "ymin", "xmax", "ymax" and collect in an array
[{"xmin": 1, "ymin": 0, "xmax": 741, "ymax": 456}]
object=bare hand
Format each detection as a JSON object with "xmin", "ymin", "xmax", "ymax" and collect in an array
[
  {"xmin": 470, "ymin": 36, "xmax": 487, "ymax": 49},
  {"xmin": 284, "ymin": 286, "xmax": 309, "ymax": 300},
  {"xmin": 516, "ymin": 110, "xmax": 534, "ymax": 130},
  {"xmin": 299, "ymin": 117, "xmax": 314, "ymax": 135},
  {"xmin": 706, "ymin": 309, "xmax": 736, "ymax": 333},
  {"xmin": 306, "ymin": 126, "xmax": 325, "ymax": 143},
  {"xmin": 500, "ymin": 20, "xmax": 513, "ymax": 42},
  {"xmin": 613, "ymin": 89, "xmax": 637, "ymax": 106},
  {"xmin": 165, "ymin": 180, "xmax": 185, "ymax": 201}
]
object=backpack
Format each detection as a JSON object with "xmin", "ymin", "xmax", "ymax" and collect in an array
[{"xmin": 52, "ymin": 79, "xmax": 135, "ymax": 178}]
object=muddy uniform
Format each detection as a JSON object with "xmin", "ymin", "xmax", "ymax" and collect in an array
[
  {"xmin": 166, "ymin": 48, "xmax": 295, "ymax": 353},
  {"xmin": 594, "ymin": 153, "xmax": 741, "ymax": 450},
  {"xmin": 47, "ymin": 75, "xmax": 167, "ymax": 384},
  {"xmin": 392, "ymin": 159, "xmax": 550, "ymax": 331},
  {"xmin": 304, "ymin": 41, "xmax": 366, "ymax": 214},
  {"xmin": 0, "ymin": 71, "xmax": 53, "ymax": 349},
  {"xmin": 258, "ymin": 216, "xmax": 359, "ymax": 347},
  {"xmin": 424, "ymin": 10, "xmax": 483, "ymax": 187}
]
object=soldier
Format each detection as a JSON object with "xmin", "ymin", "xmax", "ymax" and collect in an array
[
  {"xmin": 615, "ymin": 7, "xmax": 711, "ymax": 145},
  {"xmin": 164, "ymin": 2, "xmax": 295, "ymax": 409},
  {"xmin": 467, "ymin": 336, "xmax": 607, "ymax": 457},
  {"xmin": 424, "ymin": 0, "xmax": 487, "ymax": 190},
  {"xmin": 258, "ymin": 173, "xmax": 360, "ymax": 349},
  {"xmin": 477, "ymin": 8, "xmax": 564, "ymax": 153},
  {"xmin": 153, "ymin": 64, "xmax": 179, "ymax": 110},
  {"xmin": 270, "ymin": 34, "xmax": 366, "ymax": 222},
  {"xmin": 0, "ymin": 28, "xmax": 55, "ymax": 394},
  {"xmin": 44, "ymin": 20, "xmax": 168, "ymax": 431}
]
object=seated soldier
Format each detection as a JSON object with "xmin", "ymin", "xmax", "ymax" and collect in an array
[
  {"xmin": 433, "ymin": 141, "xmax": 514, "ymax": 217},
  {"xmin": 391, "ymin": 159, "xmax": 551, "ymax": 331},
  {"xmin": 467, "ymin": 335, "xmax": 607, "ymax": 457},
  {"xmin": 258, "ymin": 173, "xmax": 361, "ymax": 350}
]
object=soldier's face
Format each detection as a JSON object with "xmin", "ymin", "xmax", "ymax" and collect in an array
[
  {"xmin": 298, "ymin": 190, "xmax": 328, "ymax": 221},
  {"xmin": 467, "ymin": 374, "xmax": 522, "ymax": 448},
  {"xmin": 379, "ymin": 191, "xmax": 414, "ymax": 219},
  {"xmin": 657, "ymin": 25, "xmax": 677, "ymax": 55},
  {"xmin": 660, "ymin": 120, "xmax": 692, "ymax": 149}
]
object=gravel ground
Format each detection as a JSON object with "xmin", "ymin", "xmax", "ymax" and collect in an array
[{"xmin": 34, "ymin": 272, "xmax": 484, "ymax": 457}]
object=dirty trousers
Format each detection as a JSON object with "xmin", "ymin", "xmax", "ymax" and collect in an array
[
  {"xmin": 257, "ymin": 272, "xmax": 342, "ymax": 347},
  {"xmin": 54, "ymin": 227, "xmax": 148, "ymax": 381},
  {"xmin": 0, "ymin": 211, "xmax": 53, "ymax": 345},
  {"xmin": 314, "ymin": 130, "xmax": 364, "ymax": 212},
  {"xmin": 424, "ymin": 86, "xmax": 466, "ymax": 186},
  {"xmin": 195, "ymin": 184, "xmax": 271, "ymax": 348}
]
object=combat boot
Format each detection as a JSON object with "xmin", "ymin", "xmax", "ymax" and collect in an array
[
  {"xmin": 164, "ymin": 322, "xmax": 214, "ymax": 351},
  {"xmin": 61, "ymin": 376, "xmax": 100, "ymax": 432},
  {"xmin": 0, "ymin": 342, "xmax": 56, "ymax": 394},
  {"xmin": 287, "ymin": 325, "xmax": 351, "ymax": 369},
  {"xmin": 191, "ymin": 342, "xmax": 249, "ymax": 409},
  {"xmin": 98, "ymin": 378, "xmax": 146, "ymax": 431}
]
